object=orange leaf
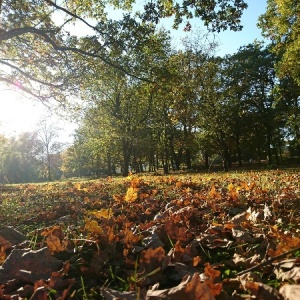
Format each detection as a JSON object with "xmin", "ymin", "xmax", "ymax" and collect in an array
[
  {"xmin": 45, "ymin": 235, "xmax": 68, "ymax": 254},
  {"xmin": 209, "ymin": 185, "xmax": 221, "ymax": 199}
]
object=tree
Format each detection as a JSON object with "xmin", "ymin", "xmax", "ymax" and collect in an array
[
  {"xmin": 37, "ymin": 119, "xmax": 63, "ymax": 181},
  {"xmin": 141, "ymin": 0, "xmax": 248, "ymax": 31},
  {"xmin": 0, "ymin": 0, "xmax": 248, "ymax": 102},
  {"xmin": 9, "ymin": 132, "xmax": 43, "ymax": 183},
  {"xmin": 156, "ymin": 33, "xmax": 217, "ymax": 170},
  {"xmin": 0, "ymin": 134, "xmax": 9, "ymax": 184},
  {"xmin": 195, "ymin": 56, "xmax": 236, "ymax": 171},
  {"xmin": 258, "ymin": 0, "xmax": 300, "ymax": 85},
  {"xmin": 76, "ymin": 27, "xmax": 172, "ymax": 176}
]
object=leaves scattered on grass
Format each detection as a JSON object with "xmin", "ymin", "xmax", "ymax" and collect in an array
[{"xmin": 0, "ymin": 170, "xmax": 300, "ymax": 299}]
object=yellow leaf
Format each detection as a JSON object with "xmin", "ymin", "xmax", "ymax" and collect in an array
[
  {"xmin": 74, "ymin": 182, "xmax": 88, "ymax": 192},
  {"xmin": 88, "ymin": 209, "xmax": 113, "ymax": 219},
  {"xmin": 84, "ymin": 218, "xmax": 103, "ymax": 234},
  {"xmin": 124, "ymin": 187, "xmax": 138, "ymax": 202},
  {"xmin": 74, "ymin": 182, "xmax": 81, "ymax": 190},
  {"xmin": 228, "ymin": 183, "xmax": 235, "ymax": 192}
]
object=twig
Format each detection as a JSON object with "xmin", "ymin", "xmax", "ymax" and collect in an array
[{"xmin": 235, "ymin": 246, "xmax": 300, "ymax": 277}]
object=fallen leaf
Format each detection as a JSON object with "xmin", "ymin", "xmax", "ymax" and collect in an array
[
  {"xmin": 0, "ymin": 247, "xmax": 62, "ymax": 284},
  {"xmin": 0, "ymin": 226, "xmax": 26, "ymax": 246},
  {"xmin": 125, "ymin": 187, "xmax": 139, "ymax": 202},
  {"xmin": 101, "ymin": 287, "xmax": 137, "ymax": 300},
  {"xmin": 279, "ymin": 284, "xmax": 300, "ymax": 300},
  {"xmin": 145, "ymin": 273, "xmax": 215, "ymax": 300},
  {"xmin": 241, "ymin": 281, "xmax": 282, "ymax": 300}
]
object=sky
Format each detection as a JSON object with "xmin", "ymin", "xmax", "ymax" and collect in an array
[{"xmin": 0, "ymin": 0, "xmax": 267, "ymax": 143}]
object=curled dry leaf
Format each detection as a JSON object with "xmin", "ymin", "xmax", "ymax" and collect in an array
[
  {"xmin": 274, "ymin": 258, "xmax": 300, "ymax": 283},
  {"xmin": 146, "ymin": 273, "xmax": 215, "ymax": 300},
  {"xmin": 41, "ymin": 226, "xmax": 69, "ymax": 254},
  {"xmin": 241, "ymin": 280, "xmax": 283, "ymax": 300},
  {"xmin": 101, "ymin": 287, "xmax": 137, "ymax": 300}
]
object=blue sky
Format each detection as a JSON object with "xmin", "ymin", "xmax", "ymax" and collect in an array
[
  {"xmin": 156, "ymin": 0, "xmax": 268, "ymax": 56},
  {"xmin": 215, "ymin": 0, "xmax": 268, "ymax": 55}
]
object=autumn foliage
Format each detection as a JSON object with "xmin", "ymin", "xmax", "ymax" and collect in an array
[{"xmin": 0, "ymin": 170, "xmax": 300, "ymax": 299}]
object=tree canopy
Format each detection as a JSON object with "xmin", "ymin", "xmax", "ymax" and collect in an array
[
  {"xmin": 258, "ymin": 0, "xmax": 300, "ymax": 84},
  {"xmin": 0, "ymin": 0, "xmax": 248, "ymax": 102}
]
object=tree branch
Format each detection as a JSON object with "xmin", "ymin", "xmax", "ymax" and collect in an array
[
  {"xmin": 0, "ymin": 60, "xmax": 65, "ymax": 88},
  {"xmin": 0, "ymin": 26, "xmax": 153, "ymax": 83},
  {"xmin": 0, "ymin": 76, "xmax": 52, "ymax": 104}
]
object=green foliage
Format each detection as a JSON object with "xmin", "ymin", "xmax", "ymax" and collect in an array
[
  {"xmin": 141, "ymin": 0, "xmax": 248, "ymax": 31},
  {"xmin": 0, "ymin": 0, "xmax": 248, "ymax": 105},
  {"xmin": 258, "ymin": 0, "xmax": 300, "ymax": 85}
]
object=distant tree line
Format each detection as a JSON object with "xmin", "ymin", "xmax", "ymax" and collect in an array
[{"xmin": 0, "ymin": 121, "xmax": 63, "ymax": 183}]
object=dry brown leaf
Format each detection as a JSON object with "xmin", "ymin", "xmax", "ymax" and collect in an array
[
  {"xmin": 101, "ymin": 287, "xmax": 137, "ymax": 300},
  {"xmin": 45, "ymin": 235, "xmax": 68, "ymax": 254},
  {"xmin": 241, "ymin": 281, "xmax": 282, "ymax": 300},
  {"xmin": 0, "ymin": 226, "xmax": 26, "ymax": 246},
  {"xmin": 0, "ymin": 247, "xmax": 62, "ymax": 284},
  {"xmin": 209, "ymin": 185, "xmax": 221, "ymax": 199},
  {"xmin": 145, "ymin": 273, "xmax": 215, "ymax": 300},
  {"xmin": 279, "ymin": 284, "xmax": 300, "ymax": 300},
  {"xmin": 137, "ymin": 246, "xmax": 166, "ymax": 287}
]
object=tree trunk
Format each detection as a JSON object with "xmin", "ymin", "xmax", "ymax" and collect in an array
[
  {"xmin": 185, "ymin": 148, "xmax": 191, "ymax": 169},
  {"xmin": 222, "ymin": 148, "xmax": 230, "ymax": 172},
  {"xmin": 107, "ymin": 152, "xmax": 112, "ymax": 176},
  {"xmin": 122, "ymin": 139, "xmax": 131, "ymax": 177},
  {"xmin": 204, "ymin": 151, "xmax": 209, "ymax": 169},
  {"xmin": 236, "ymin": 137, "xmax": 243, "ymax": 167},
  {"xmin": 46, "ymin": 147, "xmax": 51, "ymax": 181},
  {"xmin": 267, "ymin": 132, "xmax": 273, "ymax": 165}
]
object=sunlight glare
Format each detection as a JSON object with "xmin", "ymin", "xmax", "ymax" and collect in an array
[{"xmin": 0, "ymin": 87, "xmax": 75, "ymax": 143}]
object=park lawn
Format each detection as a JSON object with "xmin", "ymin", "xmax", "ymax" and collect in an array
[{"xmin": 0, "ymin": 170, "xmax": 300, "ymax": 299}]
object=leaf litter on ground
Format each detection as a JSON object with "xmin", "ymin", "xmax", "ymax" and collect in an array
[{"xmin": 0, "ymin": 170, "xmax": 299, "ymax": 299}]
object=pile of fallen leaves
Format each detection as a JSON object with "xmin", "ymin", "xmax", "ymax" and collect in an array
[{"xmin": 0, "ymin": 170, "xmax": 300, "ymax": 299}]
